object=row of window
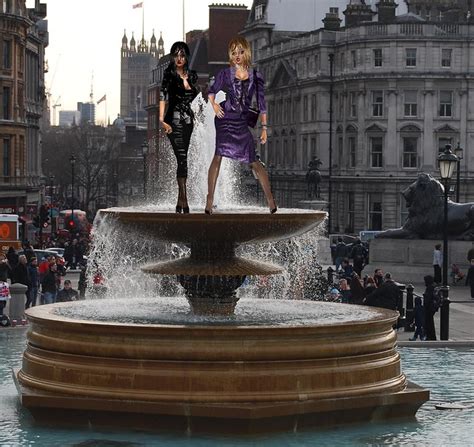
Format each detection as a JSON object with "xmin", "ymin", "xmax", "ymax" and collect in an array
[
  {"xmin": 270, "ymin": 88, "xmax": 455, "ymax": 125},
  {"xmin": 267, "ymin": 134, "xmax": 456, "ymax": 170},
  {"xmin": 341, "ymin": 192, "xmax": 383, "ymax": 232}
]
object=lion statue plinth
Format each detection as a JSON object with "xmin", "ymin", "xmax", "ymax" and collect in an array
[{"xmin": 376, "ymin": 173, "xmax": 474, "ymax": 241}]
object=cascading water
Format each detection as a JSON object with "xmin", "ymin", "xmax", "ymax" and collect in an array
[{"xmin": 88, "ymin": 93, "xmax": 329, "ymax": 302}]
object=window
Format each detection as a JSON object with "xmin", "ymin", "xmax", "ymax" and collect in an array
[
  {"xmin": 303, "ymin": 95, "xmax": 308, "ymax": 121},
  {"xmin": 3, "ymin": 40, "xmax": 11, "ymax": 69},
  {"xmin": 368, "ymin": 193, "xmax": 383, "ymax": 231},
  {"xmin": 438, "ymin": 137, "xmax": 453, "ymax": 152},
  {"xmin": 404, "ymin": 90, "xmax": 418, "ymax": 117},
  {"xmin": 370, "ymin": 136, "xmax": 383, "ymax": 167},
  {"xmin": 302, "ymin": 136, "xmax": 308, "ymax": 168},
  {"xmin": 349, "ymin": 92, "xmax": 357, "ymax": 118},
  {"xmin": 406, "ymin": 48, "xmax": 417, "ymax": 67},
  {"xmin": 373, "ymin": 48, "xmax": 382, "ymax": 67},
  {"xmin": 310, "ymin": 94, "xmax": 316, "ymax": 121},
  {"xmin": 441, "ymin": 49, "xmax": 452, "ymax": 67},
  {"xmin": 2, "ymin": 87, "xmax": 11, "ymax": 120},
  {"xmin": 371, "ymin": 90, "xmax": 383, "ymax": 117},
  {"xmin": 340, "ymin": 52, "xmax": 345, "ymax": 71},
  {"xmin": 338, "ymin": 136, "xmax": 343, "ymax": 166},
  {"xmin": 2, "ymin": 139, "xmax": 10, "ymax": 177},
  {"xmin": 348, "ymin": 136, "xmax": 356, "ymax": 168},
  {"xmin": 310, "ymin": 137, "xmax": 317, "ymax": 159},
  {"xmin": 402, "ymin": 137, "xmax": 418, "ymax": 168},
  {"xmin": 292, "ymin": 98, "xmax": 299, "ymax": 123},
  {"xmin": 338, "ymin": 95, "xmax": 344, "ymax": 119},
  {"xmin": 291, "ymin": 139, "xmax": 297, "ymax": 166},
  {"xmin": 255, "ymin": 4, "xmax": 263, "ymax": 20},
  {"xmin": 439, "ymin": 90, "xmax": 453, "ymax": 117},
  {"xmin": 284, "ymin": 98, "xmax": 291, "ymax": 123},
  {"xmin": 351, "ymin": 50, "xmax": 357, "ymax": 68}
]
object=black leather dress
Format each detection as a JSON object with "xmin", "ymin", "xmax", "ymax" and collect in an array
[{"xmin": 160, "ymin": 69, "xmax": 199, "ymax": 178}]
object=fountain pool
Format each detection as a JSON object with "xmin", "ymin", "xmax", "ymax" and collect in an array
[{"xmin": 3, "ymin": 328, "xmax": 473, "ymax": 446}]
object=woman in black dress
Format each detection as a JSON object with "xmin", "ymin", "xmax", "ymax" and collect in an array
[{"xmin": 159, "ymin": 42, "xmax": 199, "ymax": 213}]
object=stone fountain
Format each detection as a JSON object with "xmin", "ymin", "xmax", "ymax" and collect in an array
[{"xmin": 15, "ymin": 208, "xmax": 429, "ymax": 433}]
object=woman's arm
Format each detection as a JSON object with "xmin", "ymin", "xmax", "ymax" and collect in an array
[
  {"xmin": 159, "ymin": 71, "xmax": 172, "ymax": 134},
  {"xmin": 255, "ymin": 71, "xmax": 267, "ymax": 144}
]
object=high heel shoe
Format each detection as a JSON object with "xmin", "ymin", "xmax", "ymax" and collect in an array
[
  {"xmin": 176, "ymin": 205, "xmax": 183, "ymax": 214},
  {"xmin": 183, "ymin": 206, "xmax": 190, "ymax": 214},
  {"xmin": 269, "ymin": 199, "xmax": 277, "ymax": 214}
]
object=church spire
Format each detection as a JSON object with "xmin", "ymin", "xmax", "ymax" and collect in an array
[
  {"xmin": 158, "ymin": 31, "xmax": 164, "ymax": 59},
  {"xmin": 121, "ymin": 29, "xmax": 128, "ymax": 50},
  {"xmin": 130, "ymin": 32, "xmax": 136, "ymax": 52}
]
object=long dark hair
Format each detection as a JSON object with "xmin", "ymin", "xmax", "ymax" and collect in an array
[{"xmin": 165, "ymin": 41, "xmax": 190, "ymax": 76}]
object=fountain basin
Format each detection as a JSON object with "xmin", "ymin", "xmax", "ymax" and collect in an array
[{"xmin": 16, "ymin": 298, "xmax": 429, "ymax": 432}]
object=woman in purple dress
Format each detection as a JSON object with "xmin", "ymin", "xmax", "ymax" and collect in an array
[{"xmin": 205, "ymin": 36, "xmax": 276, "ymax": 214}]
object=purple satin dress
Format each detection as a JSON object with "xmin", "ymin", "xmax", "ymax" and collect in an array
[{"xmin": 209, "ymin": 67, "xmax": 267, "ymax": 164}]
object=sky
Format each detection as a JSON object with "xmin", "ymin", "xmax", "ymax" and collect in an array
[{"xmin": 34, "ymin": 0, "xmax": 407, "ymax": 125}]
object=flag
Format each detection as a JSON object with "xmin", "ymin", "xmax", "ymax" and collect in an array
[
  {"xmin": 97, "ymin": 94, "xmax": 106, "ymax": 104},
  {"xmin": 133, "ymin": 2, "xmax": 143, "ymax": 8}
]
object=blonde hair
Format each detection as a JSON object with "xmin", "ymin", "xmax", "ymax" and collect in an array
[{"xmin": 228, "ymin": 36, "xmax": 252, "ymax": 68}]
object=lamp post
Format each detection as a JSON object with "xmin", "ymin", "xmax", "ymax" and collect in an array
[
  {"xmin": 69, "ymin": 155, "xmax": 76, "ymax": 230},
  {"xmin": 437, "ymin": 144, "xmax": 458, "ymax": 341},
  {"xmin": 49, "ymin": 175, "xmax": 55, "ymax": 235},
  {"xmin": 328, "ymin": 53, "xmax": 334, "ymax": 236},
  {"xmin": 142, "ymin": 141, "xmax": 148, "ymax": 199},
  {"xmin": 454, "ymin": 142, "xmax": 463, "ymax": 203}
]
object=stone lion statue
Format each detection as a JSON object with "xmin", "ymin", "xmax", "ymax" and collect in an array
[{"xmin": 376, "ymin": 173, "xmax": 474, "ymax": 240}]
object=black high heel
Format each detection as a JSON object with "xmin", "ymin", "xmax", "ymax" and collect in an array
[
  {"xmin": 183, "ymin": 206, "xmax": 190, "ymax": 214},
  {"xmin": 176, "ymin": 205, "xmax": 183, "ymax": 214},
  {"xmin": 270, "ymin": 206, "xmax": 278, "ymax": 214}
]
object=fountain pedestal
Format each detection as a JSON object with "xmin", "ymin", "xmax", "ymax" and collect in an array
[{"xmin": 16, "ymin": 209, "xmax": 429, "ymax": 432}]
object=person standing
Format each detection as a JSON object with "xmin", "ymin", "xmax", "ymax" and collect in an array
[
  {"xmin": 409, "ymin": 296, "xmax": 425, "ymax": 341},
  {"xmin": 159, "ymin": 41, "xmax": 200, "ymax": 214},
  {"xmin": 364, "ymin": 272, "xmax": 400, "ymax": 311},
  {"xmin": 465, "ymin": 259, "xmax": 474, "ymax": 299},
  {"xmin": 12, "ymin": 254, "xmax": 30, "ymax": 307},
  {"xmin": 422, "ymin": 275, "xmax": 437, "ymax": 340},
  {"xmin": 350, "ymin": 239, "xmax": 366, "ymax": 277},
  {"xmin": 205, "ymin": 36, "xmax": 276, "ymax": 214},
  {"xmin": 334, "ymin": 237, "xmax": 347, "ymax": 272},
  {"xmin": 41, "ymin": 264, "xmax": 58, "ymax": 305},
  {"xmin": 433, "ymin": 244, "xmax": 442, "ymax": 284},
  {"xmin": 26, "ymin": 257, "xmax": 40, "ymax": 308},
  {"xmin": 0, "ymin": 253, "xmax": 12, "ymax": 282}
]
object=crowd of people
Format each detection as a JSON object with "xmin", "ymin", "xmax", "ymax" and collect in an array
[{"xmin": 0, "ymin": 239, "xmax": 89, "ymax": 324}]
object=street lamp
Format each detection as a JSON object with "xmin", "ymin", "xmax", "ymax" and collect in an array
[
  {"xmin": 69, "ymin": 155, "xmax": 76, "ymax": 230},
  {"xmin": 437, "ymin": 144, "xmax": 458, "ymax": 341},
  {"xmin": 454, "ymin": 142, "xmax": 463, "ymax": 203},
  {"xmin": 142, "ymin": 141, "xmax": 148, "ymax": 199},
  {"xmin": 49, "ymin": 175, "xmax": 55, "ymax": 235}
]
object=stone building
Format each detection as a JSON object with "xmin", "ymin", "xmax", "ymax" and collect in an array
[
  {"xmin": 0, "ymin": 0, "xmax": 47, "ymax": 215},
  {"xmin": 120, "ymin": 29, "xmax": 164, "ymax": 128},
  {"xmin": 242, "ymin": 0, "xmax": 474, "ymax": 234}
]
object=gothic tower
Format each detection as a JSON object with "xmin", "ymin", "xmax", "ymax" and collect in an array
[{"xmin": 120, "ymin": 29, "xmax": 162, "ymax": 126}]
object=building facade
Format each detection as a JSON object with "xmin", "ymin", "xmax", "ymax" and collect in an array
[
  {"xmin": 0, "ymin": 0, "xmax": 47, "ymax": 215},
  {"xmin": 121, "ymin": 30, "xmax": 163, "ymax": 128},
  {"xmin": 243, "ymin": 0, "xmax": 474, "ymax": 234}
]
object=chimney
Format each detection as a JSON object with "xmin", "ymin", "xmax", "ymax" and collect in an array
[
  {"xmin": 323, "ymin": 7, "xmax": 342, "ymax": 30},
  {"xmin": 377, "ymin": 0, "xmax": 398, "ymax": 23},
  {"xmin": 343, "ymin": 0, "xmax": 376, "ymax": 27}
]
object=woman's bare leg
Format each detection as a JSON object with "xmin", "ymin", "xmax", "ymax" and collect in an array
[
  {"xmin": 251, "ymin": 161, "xmax": 277, "ymax": 212},
  {"xmin": 206, "ymin": 155, "xmax": 222, "ymax": 213}
]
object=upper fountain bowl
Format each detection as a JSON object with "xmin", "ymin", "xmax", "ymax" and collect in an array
[{"xmin": 98, "ymin": 207, "xmax": 327, "ymax": 245}]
